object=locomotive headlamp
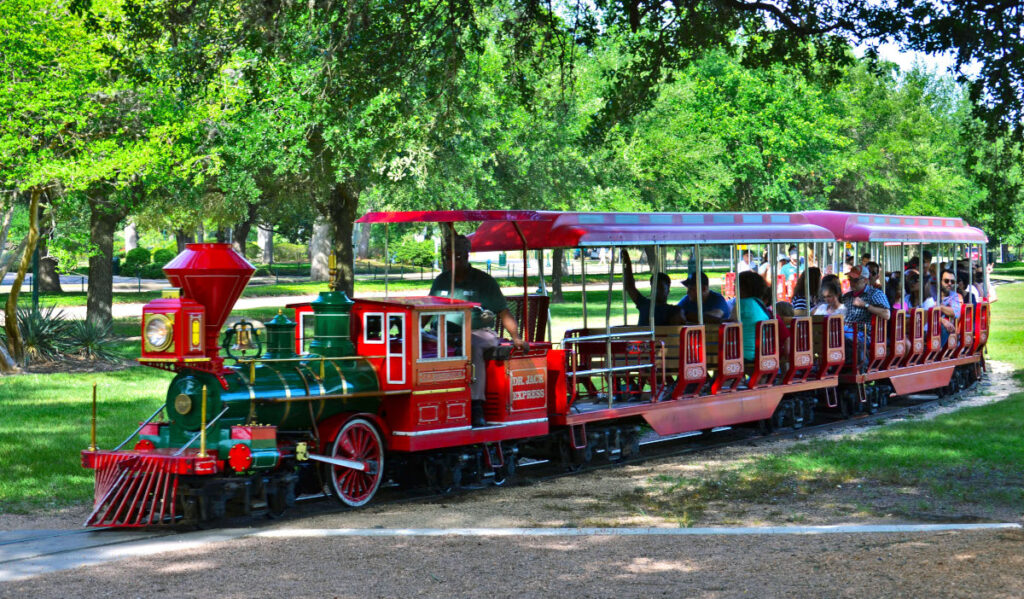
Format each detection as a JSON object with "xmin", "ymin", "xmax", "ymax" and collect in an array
[{"xmin": 143, "ymin": 314, "xmax": 174, "ymax": 352}]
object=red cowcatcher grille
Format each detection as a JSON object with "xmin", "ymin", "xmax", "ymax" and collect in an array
[
  {"xmin": 83, "ymin": 449, "xmax": 220, "ymax": 527},
  {"xmin": 163, "ymin": 243, "xmax": 254, "ymax": 363},
  {"xmin": 85, "ymin": 453, "xmax": 179, "ymax": 527}
]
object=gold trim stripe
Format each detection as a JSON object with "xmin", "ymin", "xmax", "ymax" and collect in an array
[{"xmin": 411, "ymin": 387, "xmax": 467, "ymax": 396}]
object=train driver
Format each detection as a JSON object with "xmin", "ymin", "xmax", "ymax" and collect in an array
[
  {"xmin": 429, "ymin": 234, "xmax": 527, "ymax": 427},
  {"xmin": 620, "ymin": 250, "xmax": 684, "ymax": 326}
]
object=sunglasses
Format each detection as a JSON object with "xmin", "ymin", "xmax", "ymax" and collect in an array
[{"xmin": 942, "ymin": 278, "xmax": 955, "ymax": 284}]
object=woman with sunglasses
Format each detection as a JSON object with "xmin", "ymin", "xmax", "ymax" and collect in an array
[{"xmin": 811, "ymin": 278, "xmax": 846, "ymax": 316}]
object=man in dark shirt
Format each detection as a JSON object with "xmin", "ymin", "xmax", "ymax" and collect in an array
[
  {"xmin": 678, "ymin": 272, "xmax": 731, "ymax": 322},
  {"xmin": 429, "ymin": 235, "xmax": 526, "ymax": 427},
  {"xmin": 621, "ymin": 249, "xmax": 683, "ymax": 326}
]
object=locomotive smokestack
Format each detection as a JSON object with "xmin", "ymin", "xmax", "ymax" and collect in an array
[{"xmin": 162, "ymin": 243, "xmax": 255, "ymax": 364}]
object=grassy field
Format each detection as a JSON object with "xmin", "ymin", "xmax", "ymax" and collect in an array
[{"xmin": 0, "ymin": 367, "xmax": 175, "ymax": 512}]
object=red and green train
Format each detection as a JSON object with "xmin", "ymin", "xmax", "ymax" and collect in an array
[{"xmin": 81, "ymin": 210, "xmax": 992, "ymax": 527}]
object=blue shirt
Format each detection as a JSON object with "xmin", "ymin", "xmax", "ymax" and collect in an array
[{"xmin": 678, "ymin": 290, "xmax": 731, "ymax": 320}]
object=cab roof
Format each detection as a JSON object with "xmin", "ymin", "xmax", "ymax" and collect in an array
[
  {"xmin": 802, "ymin": 211, "xmax": 988, "ymax": 243},
  {"xmin": 358, "ymin": 210, "xmax": 835, "ymax": 250}
]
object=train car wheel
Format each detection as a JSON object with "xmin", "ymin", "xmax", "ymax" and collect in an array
[{"xmin": 326, "ymin": 418, "xmax": 384, "ymax": 508}]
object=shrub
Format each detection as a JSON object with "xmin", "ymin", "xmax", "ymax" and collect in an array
[
  {"xmin": 66, "ymin": 320, "xmax": 119, "ymax": 362},
  {"xmin": 393, "ymin": 234, "xmax": 435, "ymax": 267},
  {"xmin": 124, "ymin": 246, "xmax": 152, "ymax": 266},
  {"xmin": 275, "ymin": 242, "xmax": 308, "ymax": 263},
  {"xmin": 0, "ymin": 305, "xmax": 71, "ymax": 363},
  {"xmin": 139, "ymin": 263, "xmax": 166, "ymax": 279},
  {"xmin": 151, "ymin": 248, "xmax": 177, "ymax": 266}
]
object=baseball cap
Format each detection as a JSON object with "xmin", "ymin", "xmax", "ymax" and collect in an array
[
  {"xmin": 683, "ymin": 272, "xmax": 710, "ymax": 287},
  {"xmin": 847, "ymin": 265, "xmax": 863, "ymax": 280}
]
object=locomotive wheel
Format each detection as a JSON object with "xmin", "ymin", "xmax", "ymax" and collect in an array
[{"xmin": 326, "ymin": 418, "xmax": 384, "ymax": 508}]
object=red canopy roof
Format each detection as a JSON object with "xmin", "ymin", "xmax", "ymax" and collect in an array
[
  {"xmin": 802, "ymin": 211, "xmax": 988, "ymax": 243},
  {"xmin": 358, "ymin": 210, "xmax": 835, "ymax": 250}
]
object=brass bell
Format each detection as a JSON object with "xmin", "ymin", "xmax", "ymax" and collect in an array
[{"xmin": 231, "ymin": 320, "xmax": 259, "ymax": 352}]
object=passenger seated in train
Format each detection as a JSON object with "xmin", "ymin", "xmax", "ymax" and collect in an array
[
  {"xmin": 678, "ymin": 271, "xmax": 731, "ymax": 322},
  {"xmin": 865, "ymin": 261, "xmax": 882, "ymax": 289},
  {"xmin": 957, "ymin": 271, "xmax": 981, "ymax": 305},
  {"xmin": 791, "ymin": 267, "xmax": 821, "ymax": 314},
  {"xmin": 936, "ymin": 270, "xmax": 962, "ymax": 347},
  {"xmin": 841, "ymin": 265, "xmax": 890, "ymax": 369},
  {"xmin": 736, "ymin": 271, "xmax": 771, "ymax": 361},
  {"xmin": 620, "ymin": 249, "xmax": 684, "ymax": 326},
  {"xmin": 429, "ymin": 234, "xmax": 527, "ymax": 427},
  {"xmin": 811, "ymin": 279, "xmax": 845, "ymax": 316}
]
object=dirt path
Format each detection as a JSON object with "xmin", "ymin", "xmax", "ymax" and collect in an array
[{"xmin": 1, "ymin": 362, "xmax": 1019, "ymax": 596}]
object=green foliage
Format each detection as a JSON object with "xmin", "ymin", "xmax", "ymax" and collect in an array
[
  {"xmin": 120, "ymin": 246, "xmax": 152, "ymax": 276},
  {"xmin": 274, "ymin": 242, "xmax": 308, "ymax": 264},
  {"xmin": 0, "ymin": 306, "xmax": 71, "ymax": 363},
  {"xmin": 138, "ymin": 263, "xmax": 166, "ymax": 279},
  {"xmin": 392, "ymin": 233, "xmax": 436, "ymax": 267},
  {"xmin": 151, "ymin": 248, "xmax": 176, "ymax": 266},
  {"xmin": 65, "ymin": 319, "xmax": 119, "ymax": 362}
]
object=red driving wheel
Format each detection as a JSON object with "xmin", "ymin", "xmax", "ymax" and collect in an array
[{"xmin": 327, "ymin": 418, "xmax": 384, "ymax": 507}]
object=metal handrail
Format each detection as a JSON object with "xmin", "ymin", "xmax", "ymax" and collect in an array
[
  {"xmin": 573, "ymin": 363, "xmax": 655, "ymax": 378},
  {"xmin": 563, "ymin": 330, "xmax": 656, "ymax": 344},
  {"xmin": 173, "ymin": 406, "xmax": 230, "ymax": 456},
  {"xmin": 112, "ymin": 404, "xmax": 166, "ymax": 451}
]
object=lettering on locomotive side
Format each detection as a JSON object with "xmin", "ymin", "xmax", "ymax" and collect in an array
[{"xmin": 508, "ymin": 367, "xmax": 547, "ymax": 411}]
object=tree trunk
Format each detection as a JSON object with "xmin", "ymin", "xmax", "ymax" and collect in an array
[
  {"xmin": 0, "ymin": 199, "xmax": 15, "ymax": 256},
  {"xmin": 214, "ymin": 228, "xmax": 228, "ymax": 244},
  {"xmin": 86, "ymin": 198, "xmax": 121, "ymax": 329},
  {"xmin": 4, "ymin": 188, "xmax": 42, "ymax": 362},
  {"xmin": 37, "ymin": 236, "xmax": 63, "ymax": 293},
  {"xmin": 258, "ymin": 225, "xmax": 274, "ymax": 263},
  {"xmin": 124, "ymin": 221, "xmax": 138, "ymax": 252},
  {"xmin": 309, "ymin": 216, "xmax": 332, "ymax": 282},
  {"xmin": 551, "ymin": 248, "xmax": 564, "ymax": 302},
  {"xmin": 642, "ymin": 247, "xmax": 656, "ymax": 269},
  {"xmin": 231, "ymin": 203, "xmax": 260, "ymax": 259},
  {"xmin": 175, "ymin": 230, "xmax": 194, "ymax": 253},
  {"xmin": 325, "ymin": 182, "xmax": 359, "ymax": 295},
  {"xmin": 356, "ymin": 221, "xmax": 372, "ymax": 259},
  {"xmin": 196, "ymin": 223, "xmax": 204, "ymax": 244}
]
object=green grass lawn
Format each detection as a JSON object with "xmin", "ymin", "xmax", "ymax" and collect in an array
[{"xmin": 0, "ymin": 367, "xmax": 174, "ymax": 513}]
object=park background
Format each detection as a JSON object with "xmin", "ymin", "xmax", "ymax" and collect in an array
[{"xmin": 2, "ymin": 0, "xmax": 1024, "ymax": 522}]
